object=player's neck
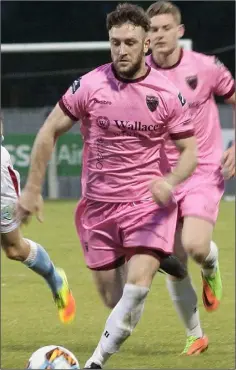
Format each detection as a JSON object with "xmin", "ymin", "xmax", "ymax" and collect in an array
[
  {"xmin": 117, "ymin": 63, "xmax": 149, "ymax": 81},
  {"xmin": 152, "ymin": 47, "xmax": 183, "ymax": 69}
]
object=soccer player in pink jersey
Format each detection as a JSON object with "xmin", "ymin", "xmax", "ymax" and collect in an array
[
  {"xmin": 146, "ymin": 0, "xmax": 235, "ymax": 356},
  {"xmin": 16, "ymin": 3, "xmax": 198, "ymax": 367}
]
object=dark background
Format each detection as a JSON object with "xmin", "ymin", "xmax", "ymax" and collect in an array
[{"xmin": 1, "ymin": 1, "xmax": 235, "ymax": 107}]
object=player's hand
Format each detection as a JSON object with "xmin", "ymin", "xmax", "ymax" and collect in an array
[
  {"xmin": 221, "ymin": 143, "xmax": 235, "ymax": 180},
  {"xmin": 149, "ymin": 177, "xmax": 173, "ymax": 206},
  {"xmin": 16, "ymin": 188, "xmax": 44, "ymax": 224}
]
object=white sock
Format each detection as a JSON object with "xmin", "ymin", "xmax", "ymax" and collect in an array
[
  {"xmin": 85, "ymin": 284, "xmax": 149, "ymax": 368},
  {"xmin": 202, "ymin": 241, "xmax": 218, "ymax": 277},
  {"xmin": 166, "ymin": 276, "xmax": 203, "ymax": 338}
]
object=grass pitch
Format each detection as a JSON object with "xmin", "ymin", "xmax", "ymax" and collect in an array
[{"xmin": 1, "ymin": 200, "xmax": 235, "ymax": 369}]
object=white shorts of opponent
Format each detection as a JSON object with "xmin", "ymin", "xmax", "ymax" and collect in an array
[{"xmin": 1, "ymin": 145, "xmax": 21, "ymax": 233}]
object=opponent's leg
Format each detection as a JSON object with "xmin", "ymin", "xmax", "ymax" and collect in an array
[
  {"xmin": 1, "ymin": 228, "xmax": 76, "ymax": 323},
  {"xmin": 84, "ymin": 253, "xmax": 160, "ymax": 368},
  {"xmin": 182, "ymin": 217, "xmax": 222, "ymax": 312}
]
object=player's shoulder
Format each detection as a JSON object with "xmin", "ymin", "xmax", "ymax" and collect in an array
[
  {"xmin": 149, "ymin": 67, "xmax": 180, "ymax": 95},
  {"xmin": 184, "ymin": 49, "xmax": 219, "ymax": 68},
  {"xmin": 79, "ymin": 63, "xmax": 113, "ymax": 86}
]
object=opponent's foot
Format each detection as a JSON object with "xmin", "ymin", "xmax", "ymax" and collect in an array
[
  {"xmin": 84, "ymin": 362, "xmax": 102, "ymax": 369},
  {"xmin": 54, "ymin": 268, "xmax": 76, "ymax": 323},
  {"xmin": 181, "ymin": 335, "xmax": 209, "ymax": 355},
  {"xmin": 159, "ymin": 255, "xmax": 187, "ymax": 279},
  {"xmin": 202, "ymin": 262, "xmax": 222, "ymax": 312}
]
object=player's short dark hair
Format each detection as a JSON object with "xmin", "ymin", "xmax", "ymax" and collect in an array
[
  {"xmin": 146, "ymin": 1, "xmax": 181, "ymax": 25},
  {"xmin": 106, "ymin": 3, "xmax": 150, "ymax": 32}
]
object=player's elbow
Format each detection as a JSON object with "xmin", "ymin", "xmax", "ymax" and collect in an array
[{"xmin": 36, "ymin": 125, "xmax": 56, "ymax": 148}]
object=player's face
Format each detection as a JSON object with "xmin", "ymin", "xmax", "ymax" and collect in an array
[
  {"xmin": 149, "ymin": 14, "xmax": 184, "ymax": 54},
  {"xmin": 109, "ymin": 23, "xmax": 150, "ymax": 78}
]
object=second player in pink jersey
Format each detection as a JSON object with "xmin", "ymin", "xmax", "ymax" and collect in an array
[
  {"xmin": 16, "ymin": 3, "xmax": 198, "ymax": 368},
  {"xmin": 146, "ymin": 0, "xmax": 235, "ymax": 356}
]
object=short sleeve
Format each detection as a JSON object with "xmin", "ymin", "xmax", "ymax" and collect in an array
[
  {"xmin": 58, "ymin": 76, "xmax": 90, "ymax": 121},
  {"xmin": 210, "ymin": 56, "xmax": 235, "ymax": 99},
  {"xmin": 165, "ymin": 92, "xmax": 194, "ymax": 140}
]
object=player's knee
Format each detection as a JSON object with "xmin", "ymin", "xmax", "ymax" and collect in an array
[
  {"xmin": 183, "ymin": 237, "xmax": 209, "ymax": 263},
  {"xmin": 127, "ymin": 265, "xmax": 157, "ymax": 287},
  {"xmin": 4, "ymin": 244, "xmax": 24, "ymax": 261},
  {"xmin": 2, "ymin": 238, "xmax": 28, "ymax": 261}
]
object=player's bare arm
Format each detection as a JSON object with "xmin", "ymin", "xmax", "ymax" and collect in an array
[
  {"xmin": 222, "ymin": 92, "xmax": 235, "ymax": 179},
  {"xmin": 16, "ymin": 104, "xmax": 74, "ymax": 223},
  {"xmin": 167, "ymin": 136, "xmax": 198, "ymax": 186},
  {"xmin": 151, "ymin": 136, "xmax": 197, "ymax": 205}
]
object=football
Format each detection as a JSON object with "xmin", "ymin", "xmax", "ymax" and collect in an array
[{"xmin": 27, "ymin": 345, "xmax": 80, "ymax": 369}]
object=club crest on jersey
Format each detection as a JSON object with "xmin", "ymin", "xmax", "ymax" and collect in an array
[
  {"xmin": 96, "ymin": 116, "xmax": 110, "ymax": 130},
  {"xmin": 186, "ymin": 75, "xmax": 198, "ymax": 90},
  {"xmin": 71, "ymin": 78, "xmax": 81, "ymax": 94},
  {"xmin": 146, "ymin": 95, "xmax": 159, "ymax": 112}
]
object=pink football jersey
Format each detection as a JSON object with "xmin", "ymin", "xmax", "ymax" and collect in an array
[
  {"xmin": 146, "ymin": 49, "xmax": 235, "ymax": 171},
  {"xmin": 59, "ymin": 63, "xmax": 194, "ymax": 202}
]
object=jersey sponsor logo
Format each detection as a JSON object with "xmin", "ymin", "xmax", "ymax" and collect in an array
[
  {"xmin": 146, "ymin": 95, "xmax": 159, "ymax": 112},
  {"xmin": 114, "ymin": 120, "xmax": 165, "ymax": 133},
  {"xmin": 71, "ymin": 78, "xmax": 81, "ymax": 94},
  {"xmin": 96, "ymin": 116, "xmax": 110, "ymax": 130},
  {"xmin": 178, "ymin": 92, "xmax": 186, "ymax": 106},
  {"xmin": 186, "ymin": 75, "xmax": 198, "ymax": 90},
  {"xmin": 91, "ymin": 98, "xmax": 112, "ymax": 105}
]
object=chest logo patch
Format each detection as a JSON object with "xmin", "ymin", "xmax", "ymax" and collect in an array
[
  {"xmin": 186, "ymin": 75, "xmax": 198, "ymax": 90},
  {"xmin": 146, "ymin": 95, "xmax": 159, "ymax": 112}
]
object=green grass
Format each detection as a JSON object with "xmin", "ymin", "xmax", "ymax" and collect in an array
[{"xmin": 1, "ymin": 200, "xmax": 235, "ymax": 369}]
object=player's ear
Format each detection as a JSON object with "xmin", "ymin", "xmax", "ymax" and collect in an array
[
  {"xmin": 144, "ymin": 37, "xmax": 150, "ymax": 54},
  {"xmin": 178, "ymin": 24, "xmax": 185, "ymax": 39}
]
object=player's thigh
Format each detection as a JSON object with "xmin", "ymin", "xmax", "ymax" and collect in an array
[
  {"xmin": 181, "ymin": 216, "xmax": 214, "ymax": 259},
  {"xmin": 91, "ymin": 262, "xmax": 127, "ymax": 309}
]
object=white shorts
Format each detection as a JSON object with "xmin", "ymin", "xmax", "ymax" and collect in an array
[{"xmin": 1, "ymin": 146, "xmax": 21, "ymax": 233}]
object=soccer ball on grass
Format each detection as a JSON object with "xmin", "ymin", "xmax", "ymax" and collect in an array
[{"xmin": 27, "ymin": 345, "xmax": 80, "ymax": 369}]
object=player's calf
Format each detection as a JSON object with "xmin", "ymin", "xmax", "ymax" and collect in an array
[
  {"xmin": 2, "ymin": 229, "xmax": 63, "ymax": 294},
  {"xmin": 181, "ymin": 218, "xmax": 222, "ymax": 311},
  {"xmin": 2, "ymin": 228, "xmax": 76, "ymax": 322},
  {"xmin": 91, "ymin": 263, "xmax": 127, "ymax": 309}
]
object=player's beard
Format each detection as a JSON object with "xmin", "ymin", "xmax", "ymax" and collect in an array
[{"xmin": 114, "ymin": 50, "xmax": 144, "ymax": 79}]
